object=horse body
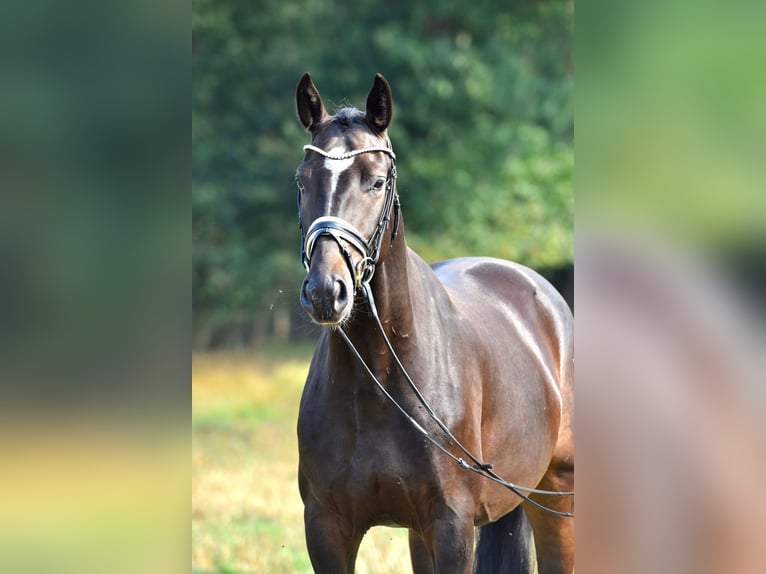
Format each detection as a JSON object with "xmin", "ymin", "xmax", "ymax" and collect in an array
[{"xmin": 294, "ymin": 73, "xmax": 573, "ymax": 573}]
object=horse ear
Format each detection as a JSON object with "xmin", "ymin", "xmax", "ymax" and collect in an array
[
  {"xmin": 366, "ymin": 73, "xmax": 393, "ymax": 133},
  {"xmin": 296, "ymin": 72, "xmax": 327, "ymax": 132}
]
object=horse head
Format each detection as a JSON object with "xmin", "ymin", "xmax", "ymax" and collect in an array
[{"xmin": 295, "ymin": 73, "xmax": 399, "ymax": 325}]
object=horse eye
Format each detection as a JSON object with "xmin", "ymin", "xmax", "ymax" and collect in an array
[
  {"xmin": 371, "ymin": 178, "xmax": 386, "ymax": 191},
  {"xmin": 296, "ymin": 178, "xmax": 305, "ymax": 191}
]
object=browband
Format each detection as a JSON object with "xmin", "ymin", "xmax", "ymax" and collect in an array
[{"xmin": 303, "ymin": 144, "xmax": 396, "ymax": 161}]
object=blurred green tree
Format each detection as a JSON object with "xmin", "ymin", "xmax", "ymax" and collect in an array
[{"xmin": 193, "ymin": 0, "xmax": 572, "ymax": 347}]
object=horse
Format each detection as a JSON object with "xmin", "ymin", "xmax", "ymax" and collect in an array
[{"xmin": 293, "ymin": 72, "xmax": 574, "ymax": 574}]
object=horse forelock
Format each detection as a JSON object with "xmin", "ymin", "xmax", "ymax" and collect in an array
[
  {"xmin": 332, "ymin": 106, "xmax": 365, "ymax": 128},
  {"xmin": 312, "ymin": 107, "xmax": 379, "ymax": 140}
]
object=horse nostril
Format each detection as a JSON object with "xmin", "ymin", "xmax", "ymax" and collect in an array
[
  {"xmin": 300, "ymin": 279, "xmax": 313, "ymax": 309},
  {"xmin": 333, "ymin": 279, "xmax": 348, "ymax": 312}
]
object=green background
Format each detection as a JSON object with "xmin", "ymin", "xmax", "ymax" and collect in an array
[{"xmin": 192, "ymin": 0, "xmax": 574, "ymax": 347}]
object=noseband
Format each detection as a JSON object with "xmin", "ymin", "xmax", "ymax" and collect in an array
[{"xmin": 298, "ymin": 143, "xmax": 399, "ymax": 289}]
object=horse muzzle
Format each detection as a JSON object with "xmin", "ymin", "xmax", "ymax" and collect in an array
[{"xmin": 300, "ymin": 239, "xmax": 354, "ymax": 325}]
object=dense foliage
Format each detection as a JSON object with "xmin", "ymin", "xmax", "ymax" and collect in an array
[{"xmin": 193, "ymin": 0, "xmax": 573, "ymax": 346}]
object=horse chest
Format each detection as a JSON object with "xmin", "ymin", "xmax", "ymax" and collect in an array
[{"xmin": 298, "ymin": 400, "xmax": 445, "ymax": 525}]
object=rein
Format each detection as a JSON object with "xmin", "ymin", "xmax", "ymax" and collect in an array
[
  {"xmin": 298, "ymin": 142, "xmax": 573, "ymax": 518},
  {"xmin": 337, "ymin": 283, "xmax": 574, "ymax": 518}
]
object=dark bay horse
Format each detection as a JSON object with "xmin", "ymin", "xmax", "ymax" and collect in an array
[{"xmin": 294, "ymin": 73, "xmax": 574, "ymax": 574}]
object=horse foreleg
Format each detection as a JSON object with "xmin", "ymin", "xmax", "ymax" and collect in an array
[
  {"xmin": 409, "ymin": 529, "xmax": 435, "ymax": 574},
  {"xmin": 416, "ymin": 516, "xmax": 475, "ymax": 574},
  {"xmin": 303, "ymin": 505, "xmax": 363, "ymax": 574}
]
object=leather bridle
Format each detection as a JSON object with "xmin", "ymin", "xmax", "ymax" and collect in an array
[{"xmin": 298, "ymin": 141, "xmax": 399, "ymax": 290}]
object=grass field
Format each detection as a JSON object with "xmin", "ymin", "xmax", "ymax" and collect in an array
[{"xmin": 192, "ymin": 347, "xmax": 411, "ymax": 573}]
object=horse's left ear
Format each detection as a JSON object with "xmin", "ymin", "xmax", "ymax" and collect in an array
[{"xmin": 366, "ymin": 73, "xmax": 393, "ymax": 133}]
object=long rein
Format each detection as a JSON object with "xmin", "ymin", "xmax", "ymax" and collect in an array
[
  {"xmin": 300, "ymin": 143, "xmax": 573, "ymax": 518},
  {"xmin": 336, "ymin": 283, "xmax": 574, "ymax": 518}
]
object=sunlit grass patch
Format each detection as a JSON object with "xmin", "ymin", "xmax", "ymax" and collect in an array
[
  {"xmin": 192, "ymin": 350, "xmax": 310, "ymax": 420},
  {"xmin": 193, "ymin": 350, "xmax": 311, "ymax": 573}
]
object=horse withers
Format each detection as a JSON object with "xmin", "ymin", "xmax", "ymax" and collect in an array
[{"xmin": 293, "ymin": 72, "xmax": 574, "ymax": 574}]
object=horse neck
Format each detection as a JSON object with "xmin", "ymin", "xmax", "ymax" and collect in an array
[
  {"xmin": 332, "ymin": 221, "xmax": 437, "ymax": 361},
  {"xmin": 324, "ymin": 221, "xmax": 455, "ymax": 417}
]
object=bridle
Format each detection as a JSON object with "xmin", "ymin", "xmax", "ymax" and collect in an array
[
  {"xmin": 298, "ymin": 141, "xmax": 399, "ymax": 290},
  {"xmin": 296, "ymin": 141, "xmax": 574, "ymax": 517}
]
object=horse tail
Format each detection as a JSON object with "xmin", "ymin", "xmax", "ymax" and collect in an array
[{"xmin": 474, "ymin": 506, "xmax": 536, "ymax": 574}]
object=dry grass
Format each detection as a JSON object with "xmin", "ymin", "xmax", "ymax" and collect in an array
[{"xmin": 192, "ymin": 349, "xmax": 411, "ymax": 573}]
